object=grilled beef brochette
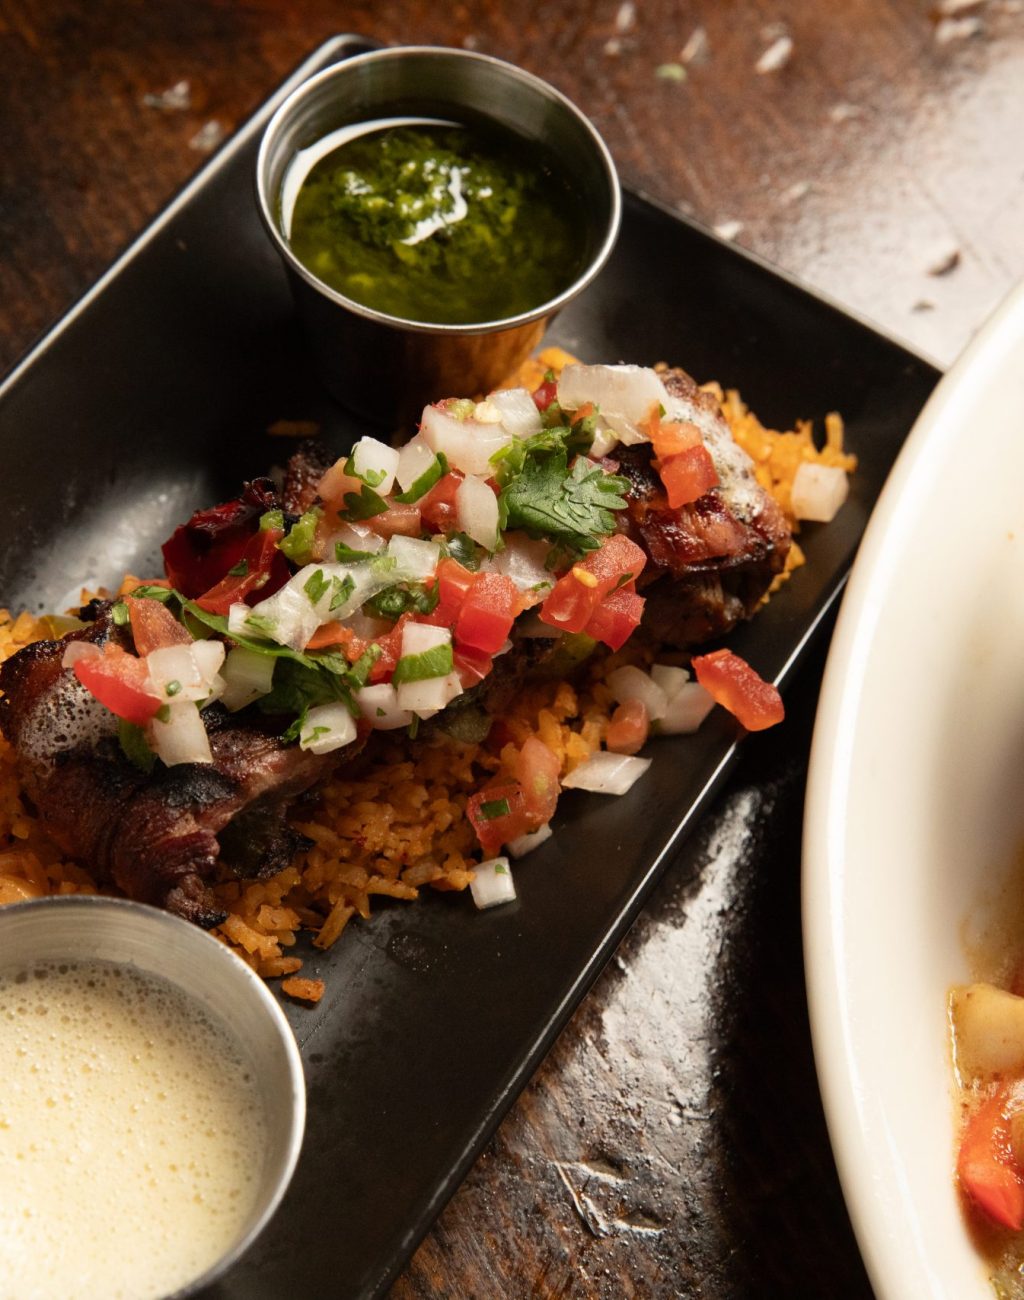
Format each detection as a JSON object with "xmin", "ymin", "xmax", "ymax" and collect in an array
[{"xmin": 0, "ymin": 363, "xmax": 796, "ymax": 921}]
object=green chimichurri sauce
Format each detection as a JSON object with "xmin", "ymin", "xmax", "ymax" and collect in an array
[{"xmin": 286, "ymin": 121, "xmax": 588, "ymax": 325}]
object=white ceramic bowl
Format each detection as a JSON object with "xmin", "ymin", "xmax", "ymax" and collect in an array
[{"xmin": 804, "ymin": 279, "xmax": 1024, "ymax": 1298}]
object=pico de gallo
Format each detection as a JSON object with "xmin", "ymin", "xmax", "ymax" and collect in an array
[{"xmin": 64, "ymin": 364, "xmax": 785, "ymax": 873}]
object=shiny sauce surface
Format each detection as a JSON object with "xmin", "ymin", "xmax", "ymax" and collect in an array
[{"xmin": 287, "ymin": 121, "xmax": 588, "ymax": 324}]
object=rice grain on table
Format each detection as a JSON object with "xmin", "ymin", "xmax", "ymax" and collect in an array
[{"xmin": 0, "ymin": 367, "xmax": 855, "ymax": 983}]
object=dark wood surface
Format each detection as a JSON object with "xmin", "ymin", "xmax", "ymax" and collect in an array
[{"xmin": 3, "ymin": 3, "xmax": 1023, "ymax": 1297}]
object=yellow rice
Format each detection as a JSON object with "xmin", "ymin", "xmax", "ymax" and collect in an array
[{"xmin": 0, "ymin": 362, "xmax": 854, "ymax": 982}]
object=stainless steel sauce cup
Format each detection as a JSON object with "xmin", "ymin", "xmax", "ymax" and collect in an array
[
  {"xmin": 0, "ymin": 894, "xmax": 305, "ymax": 1298},
  {"xmin": 256, "ymin": 45, "xmax": 621, "ymax": 426}
]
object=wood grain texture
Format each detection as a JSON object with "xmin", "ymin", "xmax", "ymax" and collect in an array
[{"xmin": 1, "ymin": 3, "xmax": 1022, "ymax": 1297}]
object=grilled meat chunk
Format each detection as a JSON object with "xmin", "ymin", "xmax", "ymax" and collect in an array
[
  {"xmin": 616, "ymin": 368, "xmax": 791, "ymax": 646},
  {"xmin": 0, "ymin": 605, "xmax": 343, "ymax": 925},
  {"xmin": 280, "ymin": 439, "xmax": 335, "ymax": 516}
]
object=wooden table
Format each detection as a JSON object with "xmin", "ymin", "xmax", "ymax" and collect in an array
[{"xmin": 3, "ymin": 3, "xmax": 1023, "ymax": 1296}]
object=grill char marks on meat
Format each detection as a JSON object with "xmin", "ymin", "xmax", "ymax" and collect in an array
[
  {"xmin": 616, "ymin": 368, "xmax": 791, "ymax": 647},
  {"xmin": 0, "ymin": 605, "xmax": 343, "ymax": 925},
  {"xmin": 280, "ymin": 439, "xmax": 336, "ymax": 516}
]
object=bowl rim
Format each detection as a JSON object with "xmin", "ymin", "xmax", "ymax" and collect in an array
[
  {"xmin": 254, "ymin": 44, "xmax": 622, "ymax": 335},
  {"xmin": 0, "ymin": 893, "xmax": 307, "ymax": 1298}
]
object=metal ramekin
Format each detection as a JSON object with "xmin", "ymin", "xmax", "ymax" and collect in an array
[
  {"xmin": 256, "ymin": 45, "xmax": 621, "ymax": 426},
  {"xmin": 0, "ymin": 895, "xmax": 305, "ymax": 1297}
]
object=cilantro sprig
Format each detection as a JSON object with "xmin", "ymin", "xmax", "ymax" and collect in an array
[{"xmin": 494, "ymin": 420, "xmax": 629, "ymax": 557}]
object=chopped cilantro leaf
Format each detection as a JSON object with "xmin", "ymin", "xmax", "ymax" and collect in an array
[
  {"xmin": 479, "ymin": 797, "xmax": 510, "ymax": 820},
  {"xmin": 498, "ymin": 431, "xmax": 629, "ymax": 556},
  {"xmin": 127, "ymin": 585, "xmax": 173, "ymax": 603},
  {"xmin": 339, "ymin": 484, "xmax": 389, "ymax": 521},
  {"xmin": 227, "ymin": 559, "xmax": 249, "ymax": 578},
  {"xmin": 304, "ymin": 569, "xmax": 330, "ymax": 605},
  {"xmin": 392, "ymin": 642, "xmax": 453, "ymax": 684},
  {"xmin": 329, "ymin": 574, "xmax": 355, "ymax": 612},
  {"xmin": 344, "ymin": 452, "xmax": 386, "ymax": 489},
  {"xmin": 334, "ymin": 542, "xmax": 377, "ymax": 564},
  {"xmin": 442, "ymin": 532, "xmax": 480, "ymax": 570}
]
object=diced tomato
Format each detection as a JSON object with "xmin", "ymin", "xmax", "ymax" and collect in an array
[
  {"xmin": 437, "ymin": 558, "xmax": 476, "ymax": 610},
  {"xmin": 532, "ymin": 378, "xmax": 558, "ymax": 411},
  {"xmin": 658, "ymin": 444, "xmax": 719, "ymax": 509},
  {"xmin": 466, "ymin": 782, "xmax": 532, "ymax": 857},
  {"xmin": 539, "ymin": 534, "xmax": 647, "ymax": 634},
  {"xmin": 640, "ymin": 405, "xmax": 703, "ymax": 461},
  {"xmin": 581, "ymin": 583, "xmax": 645, "ymax": 652},
  {"xmin": 161, "ymin": 478, "xmax": 278, "ymax": 596},
  {"xmin": 515, "ymin": 737, "xmax": 560, "ymax": 826},
  {"xmin": 605, "ymin": 699, "xmax": 650, "ymax": 755},
  {"xmin": 126, "ymin": 595, "xmax": 191, "ymax": 657},
  {"xmin": 194, "ymin": 525, "xmax": 287, "ymax": 615},
  {"xmin": 305, "ymin": 622, "xmax": 367, "ymax": 658},
  {"xmin": 316, "ymin": 458, "xmax": 363, "ymax": 512},
  {"xmin": 419, "ymin": 470, "xmax": 464, "ymax": 533},
  {"xmin": 73, "ymin": 643, "xmax": 161, "ymax": 726},
  {"xmin": 958, "ymin": 1089, "xmax": 1024, "ymax": 1231},
  {"xmin": 367, "ymin": 501, "xmax": 422, "ymax": 539},
  {"xmin": 691, "ymin": 648, "xmax": 784, "ymax": 731},
  {"xmin": 368, "ymin": 613, "xmax": 411, "ymax": 683},
  {"xmin": 453, "ymin": 644, "xmax": 494, "ymax": 689},
  {"xmin": 456, "ymin": 572, "xmax": 518, "ymax": 655}
]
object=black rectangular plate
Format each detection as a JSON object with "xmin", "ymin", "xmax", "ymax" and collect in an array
[{"xmin": 0, "ymin": 36, "xmax": 939, "ymax": 1300}]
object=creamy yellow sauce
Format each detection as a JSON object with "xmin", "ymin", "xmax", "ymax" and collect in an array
[{"xmin": 0, "ymin": 960, "xmax": 266, "ymax": 1299}]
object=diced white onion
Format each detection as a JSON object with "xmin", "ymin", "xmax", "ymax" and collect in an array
[
  {"xmin": 791, "ymin": 462, "xmax": 849, "ymax": 523},
  {"xmin": 507, "ymin": 823, "xmax": 553, "ymax": 859},
  {"xmin": 606, "ymin": 665, "xmax": 669, "ymax": 721},
  {"xmin": 556, "ymin": 364, "xmax": 669, "ymax": 446},
  {"xmin": 61, "ymin": 641, "xmax": 102, "ymax": 669},
  {"xmin": 657, "ymin": 682, "xmax": 716, "ymax": 734},
  {"xmin": 327, "ymin": 523, "xmax": 386, "ymax": 556},
  {"xmin": 350, "ymin": 436, "xmax": 400, "ymax": 497},
  {"xmin": 219, "ymin": 646, "xmax": 275, "ymax": 712},
  {"xmin": 562, "ymin": 751, "xmax": 651, "ymax": 794},
  {"xmin": 228, "ymin": 602, "xmax": 255, "ymax": 639},
  {"xmin": 472, "ymin": 399, "xmax": 504, "ymax": 425},
  {"xmin": 588, "ymin": 422, "xmax": 620, "ymax": 458},
  {"xmin": 488, "ymin": 387, "xmax": 543, "ymax": 438},
  {"xmin": 146, "ymin": 644, "xmax": 208, "ymax": 702},
  {"xmin": 356, "ymin": 683, "xmax": 413, "ymax": 731},
  {"xmin": 470, "ymin": 856, "xmax": 517, "ymax": 909},
  {"xmin": 149, "ymin": 701, "xmax": 212, "ymax": 766},
  {"xmin": 400, "ymin": 622, "xmax": 451, "ymax": 658},
  {"xmin": 242, "ymin": 578, "xmax": 321, "ymax": 651},
  {"xmin": 456, "ymin": 474, "xmax": 500, "ymax": 550},
  {"xmin": 650, "ymin": 663, "xmax": 690, "ymax": 701},
  {"xmin": 245, "ymin": 560, "xmax": 390, "ymax": 648},
  {"xmin": 387, "ymin": 535, "xmax": 441, "ymax": 582},
  {"xmin": 395, "ymin": 671, "xmax": 463, "ymax": 717},
  {"xmin": 190, "ymin": 639, "xmax": 225, "ymax": 683},
  {"xmin": 394, "ymin": 436, "xmax": 438, "ymax": 493},
  {"xmin": 487, "ymin": 532, "xmax": 553, "ymax": 600},
  {"xmin": 298, "ymin": 702, "xmax": 357, "ymax": 755},
  {"xmin": 420, "ymin": 404, "xmax": 513, "ymax": 476}
]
